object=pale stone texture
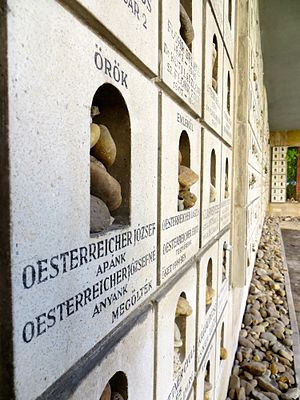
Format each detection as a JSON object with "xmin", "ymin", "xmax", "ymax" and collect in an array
[
  {"xmin": 217, "ymin": 230, "xmax": 231, "ymax": 320},
  {"xmin": 201, "ymin": 130, "xmax": 221, "ymax": 246},
  {"xmin": 161, "ymin": 0, "xmax": 203, "ymax": 113},
  {"xmin": 209, "ymin": 0, "xmax": 224, "ymax": 36},
  {"xmin": 197, "ymin": 242, "xmax": 218, "ymax": 367},
  {"xmin": 222, "ymin": 50, "xmax": 234, "ymax": 145},
  {"xmin": 160, "ymin": 94, "xmax": 201, "ymax": 283},
  {"xmin": 70, "ymin": 309, "xmax": 155, "ymax": 400},
  {"xmin": 7, "ymin": 1, "xmax": 157, "ymax": 398},
  {"xmin": 203, "ymin": 2, "xmax": 224, "ymax": 135},
  {"xmin": 76, "ymin": 0, "xmax": 159, "ymax": 74},
  {"xmin": 223, "ymin": 0, "xmax": 236, "ymax": 66},
  {"xmin": 155, "ymin": 266, "xmax": 197, "ymax": 400},
  {"xmin": 220, "ymin": 144, "xmax": 232, "ymax": 230},
  {"xmin": 195, "ymin": 335, "xmax": 216, "ymax": 400}
]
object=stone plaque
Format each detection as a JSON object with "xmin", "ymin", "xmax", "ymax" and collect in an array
[
  {"xmin": 222, "ymin": 51, "xmax": 234, "ymax": 145},
  {"xmin": 201, "ymin": 130, "xmax": 221, "ymax": 246},
  {"xmin": 77, "ymin": 0, "xmax": 158, "ymax": 74},
  {"xmin": 209, "ymin": 0, "xmax": 224, "ymax": 35},
  {"xmin": 203, "ymin": 3, "xmax": 224, "ymax": 135},
  {"xmin": 223, "ymin": 0, "xmax": 236, "ymax": 66},
  {"xmin": 161, "ymin": 0, "xmax": 202, "ymax": 113},
  {"xmin": 248, "ymin": 126, "xmax": 262, "ymax": 173},
  {"xmin": 70, "ymin": 309, "xmax": 154, "ymax": 400},
  {"xmin": 156, "ymin": 266, "xmax": 197, "ymax": 400},
  {"xmin": 7, "ymin": 1, "xmax": 157, "ymax": 397},
  {"xmin": 160, "ymin": 94, "xmax": 201, "ymax": 283},
  {"xmin": 220, "ymin": 144, "xmax": 232, "ymax": 231},
  {"xmin": 197, "ymin": 242, "xmax": 218, "ymax": 367},
  {"xmin": 248, "ymin": 165, "xmax": 261, "ymax": 204},
  {"xmin": 247, "ymin": 198, "xmax": 260, "ymax": 242}
]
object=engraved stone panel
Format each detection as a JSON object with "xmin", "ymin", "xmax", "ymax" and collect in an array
[
  {"xmin": 220, "ymin": 144, "xmax": 232, "ymax": 230},
  {"xmin": 197, "ymin": 242, "xmax": 218, "ymax": 368},
  {"xmin": 201, "ymin": 130, "xmax": 221, "ymax": 246},
  {"xmin": 223, "ymin": 0, "xmax": 236, "ymax": 65},
  {"xmin": 160, "ymin": 94, "xmax": 201, "ymax": 283},
  {"xmin": 209, "ymin": 0, "xmax": 224, "ymax": 35},
  {"xmin": 203, "ymin": 3, "xmax": 224, "ymax": 135},
  {"xmin": 76, "ymin": 0, "xmax": 159, "ymax": 74},
  {"xmin": 156, "ymin": 266, "xmax": 197, "ymax": 400},
  {"xmin": 161, "ymin": 0, "xmax": 202, "ymax": 113},
  {"xmin": 7, "ymin": 1, "xmax": 157, "ymax": 397},
  {"xmin": 70, "ymin": 310, "xmax": 154, "ymax": 400}
]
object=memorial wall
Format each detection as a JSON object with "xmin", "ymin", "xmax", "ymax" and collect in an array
[{"xmin": 0, "ymin": 0, "xmax": 270, "ymax": 399}]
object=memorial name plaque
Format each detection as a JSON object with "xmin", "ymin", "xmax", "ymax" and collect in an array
[
  {"xmin": 8, "ymin": 1, "xmax": 157, "ymax": 397},
  {"xmin": 223, "ymin": 0, "xmax": 236, "ymax": 66},
  {"xmin": 161, "ymin": 0, "xmax": 202, "ymax": 113},
  {"xmin": 160, "ymin": 94, "xmax": 201, "ymax": 283},
  {"xmin": 220, "ymin": 144, "xmax": 232, "ymax": 231},
  {"xmin": 247, "ymin": 166, "xmax": 261, "ymax": 204},
  {"xmin": 71, "ymin": 310, "xmax": 155, "ymax": 400},
  {"xmin": 156, "ymin": 267, "xmax": 197, "ymax": 400},
  {"xmin": 203, "ymin": 3, "xmax": 224, "ymax": 135},
  {"xmin": 77, "ymin": 0, "xmax": 159, "ymax": 74},
  {"xmin": 248, "ymin": 127, "xmax": 262, "ymax": 172},
  {"xmin": 201, "ymin": 130, "xmax": 221, "ymax": 246},
  {"xmin": 197, "ymin": 242, "xmax": 218, "ymax": 367}
]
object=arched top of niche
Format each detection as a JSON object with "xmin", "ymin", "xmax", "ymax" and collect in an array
[
  {"xmin": 91, "ymin": 83, "xmax": 131, "ymax": 232},
  {"xmin": 99, "ymin": 371, "xmax": 128, "ymax": 400},
  {"xmin": 179, "ymin": 130, "xmax": 191, "ymax": 168},
  {"xmin": 227, "ymin": 72, "xmax": 231, "ymax": 114}
]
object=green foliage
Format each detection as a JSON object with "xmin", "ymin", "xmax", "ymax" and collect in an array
[
  {"xmin": 286, "ymin": 147, "xmax": 298, "ymax": 183},
  {"xmin": 287, "ymin": 183, "xmax": 296, "ymax": 200}
]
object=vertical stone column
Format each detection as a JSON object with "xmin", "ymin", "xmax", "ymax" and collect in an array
[{"xmin": 296, "ymin": 147, "xmax": 300, "ymax": 201}]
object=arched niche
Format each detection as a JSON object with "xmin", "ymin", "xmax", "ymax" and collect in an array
[
  {"xmin": 225, "ymin": 157, "xmax": 229, "ymax": 199},
  {"xmin": 204, "ymin": 360, "xmax": 212, "ymax": 399},
  {"xmin": 228, "ymin": 0, "xmax": 232, "ymax": 27},
  {"xmin": 206, "ymin": 258, "xmax": 214, "ymax": 312},
  {"xmin": 179, "ymin": 130, "xmax": 191, "ymax": 168},
  {"xmin": 222, "ymin": 242, "xmax": 227, "ymax": 282},
  {"xmin": 174, "ymin": 292, "xmax": 188, "ymax": 376},
  {"xmin": 179, "ymin": 0, "xmax": 194, "ymax": 50},
  {"xmin": 99, "ymin": 371, "xmax": 128, "ymax": 400},
  {"xmin": 227, "ymin": 72, "xmax": 231, "ymax": 114},
  {"xmin": 220, "ymin": 322, "xmax": 226, "ymax": 361},
  {"xmin": 90, "ymin": 83, "xmax": 131, "ymax": 234},
  {"xmin": 212, "ymin": 35, "xmax": 218, "ymax": 93},
  {"xmin": 210, "ymin": 149, "xmax": 217, "ymax": 203}
]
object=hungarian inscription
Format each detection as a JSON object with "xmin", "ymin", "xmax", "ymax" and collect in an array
[
  {"xmin": 202, "ymin": 204, "xmax": 220, "ymax": 243},
  {"xmin": 163, "ymin": 20, "xmax": 201, "ymax": 110},
  {"xmin": 21, "ymin": 223, "xmax": 156, "ymax": 344},
  {"xmin": 120, "ymin": 0, "xmax": 152, "ymax": 29},
  {"xmin": 161, "ymin": 208, "xmax": 200, "ymax": 282},
  {"xmin": 205, "ymin": 85, "xmax": 221, "ymax": 131},
  {"xmin": 197, "ymin": 302, "xmax": 217, "ymax": 366}
]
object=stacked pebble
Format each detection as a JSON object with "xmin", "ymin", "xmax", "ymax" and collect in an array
[{"xmin": 227, "ymin": 216, "xmax": 300, "ymax": 400}]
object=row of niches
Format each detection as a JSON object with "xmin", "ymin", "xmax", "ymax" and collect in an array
[
  {"xmin": 89, "ymin": 83, "xmax": 232, "ymax": 236},
  {"xmin": 76, "ymin": 254, "xmax": 231, "ymax": 400}
]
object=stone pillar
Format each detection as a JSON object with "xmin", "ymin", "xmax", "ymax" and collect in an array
[{"xmin": 296, "ymin": 148, "xmax": 300, "ymax": 201}]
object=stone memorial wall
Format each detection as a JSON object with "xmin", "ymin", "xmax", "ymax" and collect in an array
[{"xmin": 0, "ymin": 0, "xmax": 271, "ymax": 399}]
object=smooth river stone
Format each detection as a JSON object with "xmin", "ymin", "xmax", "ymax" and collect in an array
[
  {"xmin": 91, "ymin": 124, "xmax": 117, "ymax": 167},
  {"xmin": 179, "ymin": 4, "xmax": 194, "ymax": 45},
  {"xmin": 90, "ymin": 156, "xmax": 122, "ymax": 211},
  {"xmin": 90, "ymin": 123, "xmax": 101, "ymax": 149},
  {"xmin": 179, "ymin": 190, "xmax": 197, "ymax": 209},
  {"xmin": 90, "ymin": 195, "xmax": 111, "ymax": 233},
  {"xmin": 176, "ymin": 296, "xmax": 192, "ymax": 317},
  {"xmin": 178, "ymin": 165, "xmax": 199, "ymax": 189}
]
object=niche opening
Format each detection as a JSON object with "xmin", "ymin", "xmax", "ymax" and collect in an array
[
  {"xmin": 227, "ymin": 72, "xmax": 231, "ymax": 114},
  {"xmin": 220, "ymin": 323, "xmax": 227, "ymax": 361},
  {"xmin": 204, "ymin": 361, "xmax": 212, "ymax": 400},
  {"xmin": 210, "ymin": 149, "xmax": 217, "ymax": 203},
  {"xmin": 174, "ymin": 292, "xmax": 192, "ymax": 376},
  {"xmin": 178, "ymin": 131, "xmax": 198, "ymax": 211},
  {"xmin": 90, "ymin": 84, "xmax": 131, "ymax": 235},
  {"xmin": 228, "ymin": 0, "xmax": 232, "ymax": 27},
  {"xmin": 99, "ymin": 371, "xmax": 128, "ymax": 400},
  {"xmin": 179, "ymin": 1, "xmax": 194, "ymax": 50},
  {"xmin": 222, "ymin": 243, "xmax": 227, "ymax": 282},
  {"xmin": 212, "ymin": 35, "xmax": 218, "ymax": 93},
  {"xmin": 206, "ymin": 258, "xmax": 215, "ymax": 311},
  {"xmin": 224, "ymin": 158, "xmax": 229, "ymax": 199}
]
